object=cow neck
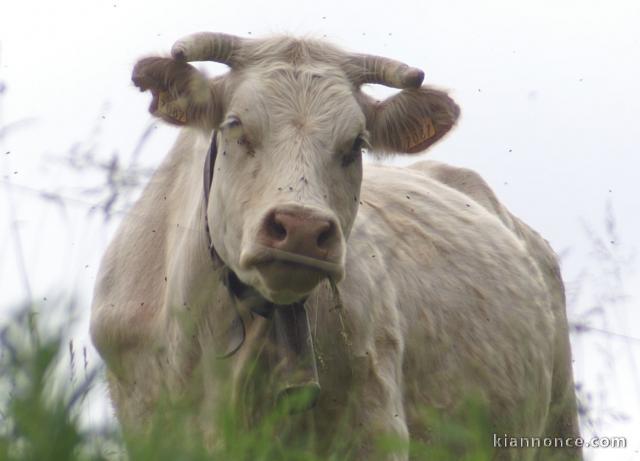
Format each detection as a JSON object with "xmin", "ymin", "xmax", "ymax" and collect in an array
[{"xmin": 202, "ymin": 131, "xmax": 321, "ymax": 411}]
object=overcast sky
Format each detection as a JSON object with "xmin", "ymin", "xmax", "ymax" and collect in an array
[{"xmin": 1, "ymin": 1, "xmax": 639, "ymax": 459}]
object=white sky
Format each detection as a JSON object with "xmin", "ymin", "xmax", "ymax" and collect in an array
[{"xmin": 1, "ymin": 1, "xmax": 639, "ymax": 459}]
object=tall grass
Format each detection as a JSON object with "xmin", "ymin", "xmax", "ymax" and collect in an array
[
  {"xmin": 0, "ymin": 301, "xmax": 497, "ymax": 461},
  {"xmin": 0, "ymin": 304, "xmax": 107, "ymax": 461}
]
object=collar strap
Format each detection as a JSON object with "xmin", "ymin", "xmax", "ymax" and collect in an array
[
  {"xmin": 224, "ymin": 269, "xmax": 275, "ymax": 318},
  {"xmin": 203, "ymin": 132, "xmax": 221, "ymax": 264}
]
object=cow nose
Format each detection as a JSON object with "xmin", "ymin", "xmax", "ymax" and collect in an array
[{"xmin": 260, "ymin": 208, "xmax": 339, "ymax": 261}]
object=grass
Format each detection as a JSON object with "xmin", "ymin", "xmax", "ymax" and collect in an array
[
  {"xmin": 0, "ymin": 306, "xmax": 100, "ymax": 461},
  {"xmin": 0, "ymin": 301, "xmax": 498, "ymax": 461}
]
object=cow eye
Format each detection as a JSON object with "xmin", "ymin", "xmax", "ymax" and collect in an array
[
  {"xmin": 223, "ymin": 117, "xmax": 242, "ymax": 130},
  {"xmin": 341, "ymin": 135, "xmax": 365, "ymax": 167},
  {"xmin": 222, "ymin": 117, "xmax": 255, "ymax": 155}
]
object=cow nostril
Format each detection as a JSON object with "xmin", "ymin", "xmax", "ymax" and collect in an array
[
  {"xmin": 267, "ymin": 214, "xmax": 287, "ymax": 242},
  {"xmin": 316, "ymin": 222, "xmax": 334, "ymax": 249}
]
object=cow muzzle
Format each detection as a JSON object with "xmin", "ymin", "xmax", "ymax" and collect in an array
[{"xmin": 240, "ymin": 204, "xmax": 345, "ymax": 303}]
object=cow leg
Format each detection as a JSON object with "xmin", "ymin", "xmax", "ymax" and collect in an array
[{"xmin": 349, "ymin": 346, "xmax": 409, "ymax": 461}]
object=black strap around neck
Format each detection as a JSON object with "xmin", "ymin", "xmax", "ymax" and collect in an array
[{"xmin": 203, "ymin": 132, "xmax": 220, "ymax": 264}]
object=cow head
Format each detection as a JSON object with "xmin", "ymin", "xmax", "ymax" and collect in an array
[{"xmin": 133, "ymin": 33, "xmax": 459, "ymax": 305}]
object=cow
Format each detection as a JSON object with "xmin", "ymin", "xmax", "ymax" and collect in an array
[{"xmin": 90, "ymin": 32, "xmax": 582, "ymax": 460}]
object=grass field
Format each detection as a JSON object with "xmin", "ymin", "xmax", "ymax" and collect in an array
[{"xmin": 0, "ymin": 301, "xmax": 499, "ymax": 461}]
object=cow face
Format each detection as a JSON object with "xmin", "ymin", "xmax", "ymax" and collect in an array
[
  {"xmin": 132, "ymin": 34, "xmax": 459, "ymax": 304},
  {"xmin": 208, "ymin": 70, "xmax": 365, "ymax": 303}
]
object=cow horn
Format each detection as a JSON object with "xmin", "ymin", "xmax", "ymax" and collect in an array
[
  {"xmin": 346, "ymin": 54, "xmax": 425, "ymax": 89},
  {"xmin": 171, "ymin": 32, "xmax": 244, "ymax": 66}
]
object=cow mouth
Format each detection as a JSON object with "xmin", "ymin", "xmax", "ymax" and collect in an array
[{"xmin": 240, "ymin": 246, "xmax": 344, "ymax": 303}]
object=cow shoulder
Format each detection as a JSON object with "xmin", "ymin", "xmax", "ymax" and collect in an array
[{"xmin": 91, "ymin": 129, "xmax": 207, "ymax": 361}]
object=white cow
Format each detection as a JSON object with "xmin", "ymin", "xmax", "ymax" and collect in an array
[{"xmin": 91, "ymin": 33, "xmax": 582, "ymax": 460}]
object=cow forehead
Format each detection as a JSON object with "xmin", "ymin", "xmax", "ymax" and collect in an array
[
  {"xmin": 227, "ymin": 66, "xmax": 366, "ymax": 142},
  {"xmin": 235, "ymin": 35, "xmax": 348, "ymax": 70},
  {"xmin": 231, "ymin": 65, "xmax": 355, "ymax": 109}
]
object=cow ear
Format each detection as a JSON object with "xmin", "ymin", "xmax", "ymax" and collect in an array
[
  {"xmin": 132, "ymin": 57, "xmax": 223, "ymax": 128},
  {"xmin": 361, "ymin": 87, "xmax": 460, "ymax": 154}
]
